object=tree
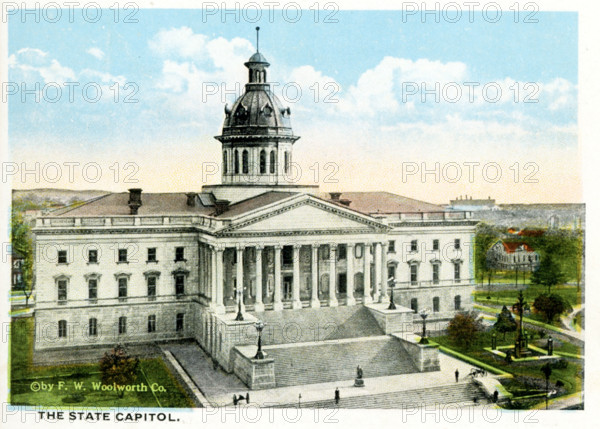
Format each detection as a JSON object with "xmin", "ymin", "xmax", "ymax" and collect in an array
[
  {"xmin": 533, "ymin": 294, "xmax": 572, "ymax": 324},
  {"xmin": 11, "ymin": 206, "xmax": 34, "ymax": 307},
  {"xmin": 99, "ymin": 344, "xmax": 140, "ymax": 398},
  {"xmin": 494, "ymin": 305, "xmax": 517, "ymax": 340},
  {"xmin": 530, "ymin": 254, "xmax": 568, "ymax": 294},
  {"xmin": 447, "ymin": 312, "xmax": 484, "ymax": 349},
  {"xmin": 475, "ymin": 223, "xmax": 501, "ymax": 286}
]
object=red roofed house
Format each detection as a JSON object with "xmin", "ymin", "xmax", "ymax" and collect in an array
[{"xmin": 487, "ymin": 240, "xmax": 540, "ymax": 271}]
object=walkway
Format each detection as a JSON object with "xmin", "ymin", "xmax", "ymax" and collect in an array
[{"xmin": 166, "ymin": 340, "xmax": 493, "ymax": 407}]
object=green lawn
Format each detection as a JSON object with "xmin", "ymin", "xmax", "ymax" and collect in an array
[
  {"xmin": 10, "ymin": 317, "xmax": 195, "ymax": 408},
  {"xmin": 473, "ymin": 283, "xmax": 581, "ymax": 309},
  {"xmin": 432, "ymin": 329, "xmax": 583, "ymax": 407}
]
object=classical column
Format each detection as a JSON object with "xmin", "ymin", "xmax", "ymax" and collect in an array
[
  {"xmin": 273, "ymin": 245, "xmax": 283, "ymax": 311},
  {"xmin": 379, "ymin": 241, "xmax": 389, "ymax": 303},
  {"xmin": 374, "ymin": 242, "xmax": 382, "ymax": 302},
  {"xmin": 215, "ymin": 246, "xmax": 225, "ymax": 314},
  {"xmin": 329, "ymin": 244, "xmax": 338, "ymax": 307},
  {"xmin": 346, "ymin": 243, "xmax": 356, "ymax": 305},
  {"xmin": 311, "ymin": 244, "xmax": 320, "ymax": 308},
  {"xmin": 292, "ymin": 244, "xmax": 302, "ymax": 309},
  {"xmin": 255, "ymin": 245, "xmax": 264, "ymax": 312},
  {"xmin": 363, "ymin": 243, "xmax": 372, "ymax": 304},
  {"xmin": 236, "ymin": 245, "xmax": 245, "ymax": 313}
]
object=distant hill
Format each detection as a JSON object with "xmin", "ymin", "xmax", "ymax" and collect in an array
[{"xmin": 12, "ymin": 188, "xmax": 110, "ymax": 208}]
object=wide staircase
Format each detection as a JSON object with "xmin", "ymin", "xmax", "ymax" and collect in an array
[
  {"xmin": 251, "ymin": 305, "xmax": 384, "ymax": 345},
  {"xmin": 275, "ymin": 382, "xmax": 488, "ymax": 408},
  {"xmin": 263, "ymin": 336, "xmax": 417, "ymax": 387}
]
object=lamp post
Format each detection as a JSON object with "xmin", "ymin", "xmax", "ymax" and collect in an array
[
  {"xmin": 235, "ymin": 287, "xmax": 244, "ymax": 321},
  {"xmin": 254, "ymin": 320, "xmax": 266, "ymax": 359},
  {"xmin": 541, "ymin": 363, "xmax": 552, "ymax": 410},
  {"xmin": 387, "ymin": 277, "xmax": 396, "ymax": 310},
  {"xmin": 419, "ymin": 308, "xmax": 430, "ymax": 344},
  {"xmin": 513, "ymin": 291, "xmax": 525, "ymax": 358}
]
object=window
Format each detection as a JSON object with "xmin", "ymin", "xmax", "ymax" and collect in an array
[
  {"xmin": 454, "ymin": 295, "xmax": 461, "ymax": 310},
  {"xmin": 337, "ymin": 244, "xmax": 347, "ymax": 260},
  {"xmin": 118, "ymin": 277, "xmax": 128, "ymax": 298},
  {"xmin": 260, "ymin": 150, "xmax": 266, "ymax": 174},
  {"xmin": 234, "ymin": 149, "xmax": 240, "ymax": 174},
  {"xmin": 433, "ymin": 297, "xmax": 440, "ymax": 312},
  {"xmin": 58, "ymin": 320, "xmax": 67, "ymax": 338},
  {"xmin": 176, "ymin": 313, "xmax": 184, "ymax": 332},
  {"xmin": 88, "ymin": 249, "xmax": 98, "ymax": 263},
  {"xmin": 410, "ymin": 298, "xmax": 418, "ymax": 313},
  {"xmin": 410, "ymin": 264, "xmax": 418, "ymax": 285},
  {"xmin": 223, "ymin": 151, "xmax": 228, "ymax": 174},
  {"xmin": 432, "ymin": 264, "xmax": 440, "ymax": 285},
  {"xmin": 454, "ymin": 262, "xmax": 461, "ymax": 282},
  {"xmin": 410, "ymin": 240, "xmax": 418, "ymax": 252},
  {"xmin": 284, "ymin": 151, "xmax": 290, "ymax": 174},
  {"xmin": 454, "ymin": 239, "xmax": 461, "ymax": 250},
  {"xmin": 58, "ymin": 250, "xmax": 67, "ymax": 264},
  {"xmin": 148, "ymin": 315, "xmax": 156, "ymax": 333},
  {"xmin": 118, "ymin": 316, "xmax": 127, "ymax": 334},
  {"xmin": 269, "ymin": 150, "xmax": 276, "ymax": 174},
  {"xmin": 88, "ymin": 279, "xmax": 97, "ymax": 300},
  {"xmin": 282, "ymin": 246, "xmax": 293, "ymax": 265},
  {"xmin": 175, "ymin": 275, "xmax": 185, "ymax": 296},
  {"xmin": 118, "ymin": 248, "xmax": 128, "ymax": 263},
  {"xmin": 242, "ymin": 149, "xmax": 249, "ymax": 174},
  {"xmin": 388, "ymin": 265, "xmax": 396, "ymax": 281},
  {"xmin": 147, "ymin": 248, "xmax": 157, "ymax": 262},
  {"xmin": 147, "ymin": 276, "xmax": 157, "ymax": 298},
  {"xmin": 57, "ymin": 279, "xmax": 67, "ymax": 301},
  {"xmin": 354, "ymin": 244, "xmax": 364, "ymax": 259},
  {"xmin": 175, "ymin": 247, "xmax": 185, "ymax": 262},
  {"xmin": 388, "ymin": 240, "xmax": 396, "ymax": 252},
  {"xmin": 89, "ymin": 318, "xmax": 97, "ymax": 336},
  {"xmin": 433, "ymin": 239, "xmax": 439, "ymax": 251}
]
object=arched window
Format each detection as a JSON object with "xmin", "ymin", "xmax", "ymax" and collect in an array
[
  {"xmin": 58, "ymin": 320, "xmax": 67, "ymax": 338},
  {"xmin": 284, "ymin": 151, "xmax": 290, "ymax": 174},
  {"xmin": 234, "ymin": 149, "xmax": 240, "ymax": 174},
  {"xmin": 269, "ymin": 150, "xmax": 276, "ymax": 174},
  {"xmin": 260, "ymin": 150, "xmax": 266, "ymax": 174},
  {"xmin": 454, "ymin": 295, "xmax": 461, "ymax": 310},
  {"xmin": 223, "ymin": 151, "xmax": 228, "ymax": 174},
  {"xmin": 433, "ymin": 297, "xmax": 440, "ymax": 312},
  {"xmin": 242, "ymin": 149, "xmax": 249, "ymax": 174},
  {"xmin": 89, "ymin": 318, "xmax": 97, "ymax": 336}
]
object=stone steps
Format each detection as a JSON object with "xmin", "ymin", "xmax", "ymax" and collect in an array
[
  {"xmin": 251, "ymin": 305, "xmax": 384, "ymax": 345},
  {"xmin": 264, "ymin": 336, "xmax": 417, "ymax": 388},
  {"xmin": 280, "ymin": 382, "xmax": 488, "ymax": 409}
]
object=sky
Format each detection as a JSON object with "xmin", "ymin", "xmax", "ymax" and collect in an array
[{"xmin": 7, "ymin": 9, "xmax": 579, "ymax": 204}]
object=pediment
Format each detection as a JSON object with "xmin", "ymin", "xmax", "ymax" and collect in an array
[{"xmin": 219, "ymin": 197, "xmax": 386, "ymax": 235}]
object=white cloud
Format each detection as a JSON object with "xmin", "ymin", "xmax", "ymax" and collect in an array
[{"xmin": 87, "ymin": 47, "xmax": 105, "ymax": 60}]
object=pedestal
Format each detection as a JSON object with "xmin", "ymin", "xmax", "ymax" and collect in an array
[{"xmin": 354, "ymin": 378, "xmax": 365, "ymax": 387}]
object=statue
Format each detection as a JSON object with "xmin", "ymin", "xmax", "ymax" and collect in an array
[{"xmin": 354, "ymin": 365, "xmax": 364, "ymax": 387}]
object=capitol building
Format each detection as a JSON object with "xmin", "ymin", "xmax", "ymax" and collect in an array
[{"xmin": 32, "ymin": 36, "xmax": 478, "ymax": 389}]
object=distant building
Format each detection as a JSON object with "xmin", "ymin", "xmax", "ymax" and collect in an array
[
  {"xmin": 487, "ymin": 240, "xmax": 540, "ymax": 271},
  {"xmin": 450, "ymin": 195, "xmax": 496, "ymax": 211}
]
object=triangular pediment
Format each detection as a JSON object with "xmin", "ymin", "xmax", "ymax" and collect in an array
[{"xmin": 218, "ymin": 196, "xmax": 386, "ymax": 235}]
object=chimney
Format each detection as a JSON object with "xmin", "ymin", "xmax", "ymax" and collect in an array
[
  {"xmin": 214, "ymin": 199, "xmax": 230, "ymax": 216},
  {"xmin": 128, "ymin": 188, "xmax": 142, "ymax": 215},
  {"xmin": 339, "ymin": 198, "xmax": 351, "ymax": 207},
  {"xmin": 329, "ymin": 192, "xmax": 342, "ymax": 201},
  {"xmin": 186, "ymin": 193, "xmax": 197, "ymax": 207}
]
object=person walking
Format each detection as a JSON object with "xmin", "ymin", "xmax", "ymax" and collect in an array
[
  {"xmin": 334, "ymin": 387, "xmax": 340, "ymax": 405},
  {"xmin": 455, "ymin": 369, "xmax": 459, "ymax": 382}
]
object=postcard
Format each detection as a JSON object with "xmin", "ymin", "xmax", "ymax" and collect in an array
[{"xmin": 0, "ymin": 1, "xmax": 593, "ymax": 427}]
